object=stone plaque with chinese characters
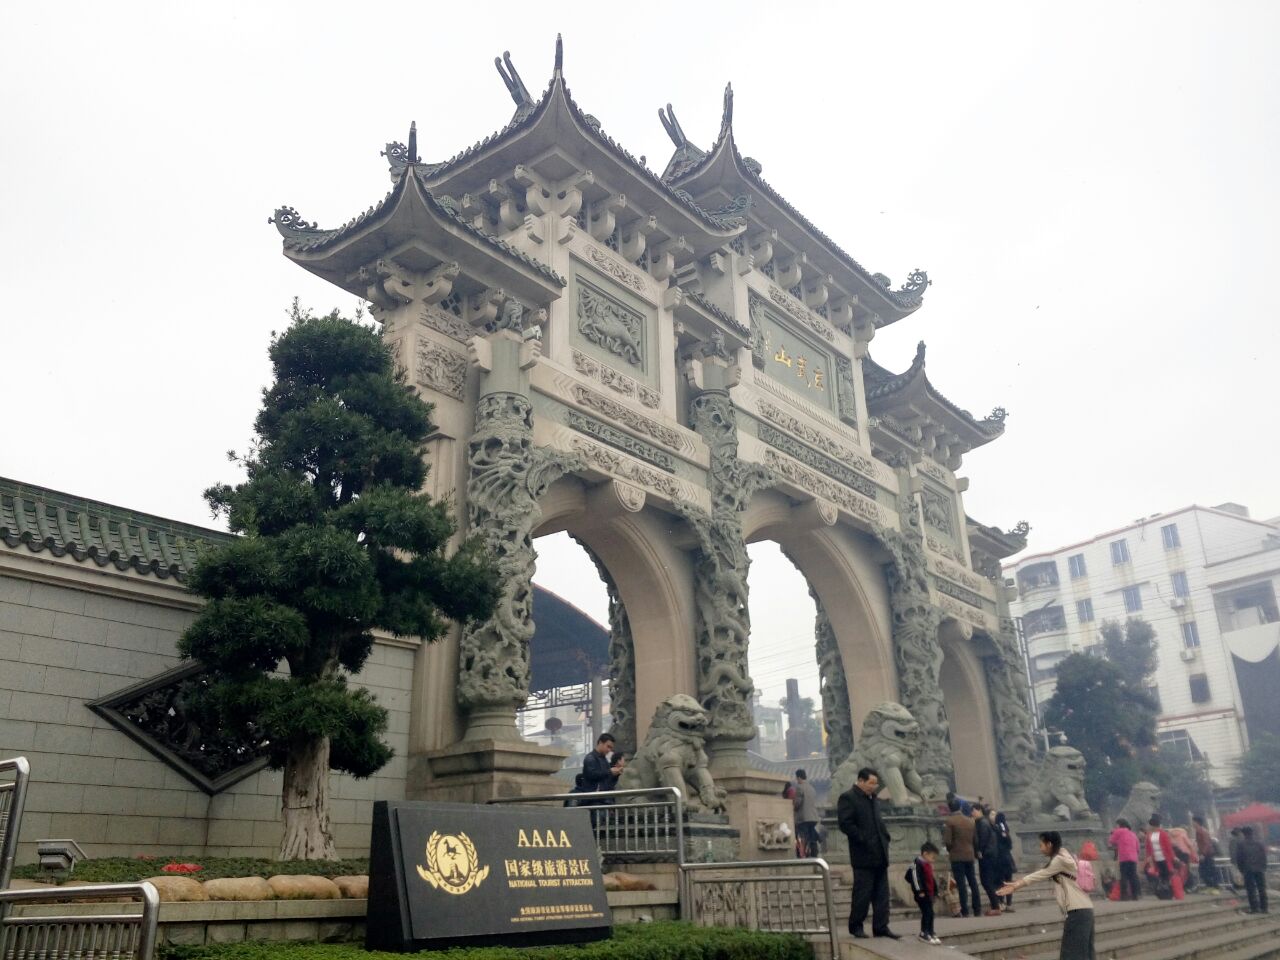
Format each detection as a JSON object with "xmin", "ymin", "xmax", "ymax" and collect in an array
[
  {"xmin": 367, "ymin": 800, "xmax": 612, "ymax": 950},
  {"xmin": 753, "ymin": 302, "xmax": 835, "ymax": 410}
]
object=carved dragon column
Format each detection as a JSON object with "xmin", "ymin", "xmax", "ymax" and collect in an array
[
  {"xmin": 577, "ymin": 539, "xmax": 637, "ymax": 756},
  {"xmin": 878, "ymin": 495, "xmax": 955, "ymax": 796},
  {"xmin": 812, "ymin": 590, "xmax": 854, "ymax": 770},
  {"xmin": 984, "ymin": 615, "xmax": 1040, "ymax": 805},
  {"xmin": 456, "ymin": 301, "xmax": 584, "ymax": 742},
  {"xmin": 674, "ymin": 336, "xmax": 773, "ymax": 767}
]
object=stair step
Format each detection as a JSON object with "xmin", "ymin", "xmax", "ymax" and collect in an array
[
  {"xmin": 1021, "ymin": 909, "xmax": 1278, "ymax": 960},
  {"xmin": 947, "ymin": 898, "xmax": 1225, "ymax": 951}
]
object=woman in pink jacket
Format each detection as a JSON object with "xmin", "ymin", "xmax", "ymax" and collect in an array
[{"xmin": 1108, "ymin": 818, "xmax": 1140, "ymax": 900}]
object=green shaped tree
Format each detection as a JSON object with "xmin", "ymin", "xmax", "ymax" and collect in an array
[
  {"xmin": 180, "ymin": 304, "xmax": 497, "ymax": 859},
  {"xmin": 1237, "ymin": 733, "xmax": 1280, "ymax": 804},
  {"xmin": 1042, "ymin": 652, "xmax": 1160, "ymax": 809}
]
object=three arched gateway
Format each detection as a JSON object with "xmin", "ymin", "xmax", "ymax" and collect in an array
[{"xmin": 272, "ymin": 39, "xmax": 1040, "ymax": 845}]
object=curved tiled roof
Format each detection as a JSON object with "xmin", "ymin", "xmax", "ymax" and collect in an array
[
  {"xmin": 0, "ymin": 478, "xmax": 230, "ymax": 581},
  {"xmin": 863, "ymin": 343, "xmax": 1006, "ymax": 439},
  {"xmin": 413, "ymin": 39, "xmax": 748, "ymax": 237},
  {"xmin": 664, "ymin": 86, "xmax": 930, "ymax": 315},
  {"xmin": 688, "ymin": 290, "xmax": 749, "ymax": 338},
  {"xmin": 271, "ymin": 171, "xmax": 567, "ymax": 287}
]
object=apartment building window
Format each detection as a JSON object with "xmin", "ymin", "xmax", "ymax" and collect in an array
[
  {"xmin": 1122, "ymin": 585, "xmax": 1143, "ymax": 613},
  {"xmin": 1111, "ymin": 539, "xmax": 1131, "ymax": 565},
  {"xmin": 1181, "ymin": 621, "xmax": 1201, "ymax": 648},
  {"xmin": 1188, "ymin": 673, "xmax": 1211, "ymax": 703},
  {"xmin": 1171, "ymin": 571, "xmax": 1190, "ymax": 598},
  {"xmin": 1161, "ymin": 523, "xmax": 1181, "ymax": 549},
  {"xmin": 1076, "ymin": 598, "xmax": 1095, "ymax": 622},
  {"xmin": 1068, "ymin": 554, "xmax": 1088, "ymax": 579}
]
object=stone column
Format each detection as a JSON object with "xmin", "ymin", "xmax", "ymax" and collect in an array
[
  {"xmin": 812, "ymin": 590, "xmax": 854, "ymax": 769},
  {"xmin": 878, "ymin": 499, "xmax": 954, "ymax": 796},
  {"xmin": 417, "ymin": 302, "xmax": 581, "ymax": 803},
  {"xmin": 578, "ymin": 539, "xmax": 637, "ymax": 756},
  {"xmin": 985, "ymin": 616, "xmax": 1040, "ymax": 806}
]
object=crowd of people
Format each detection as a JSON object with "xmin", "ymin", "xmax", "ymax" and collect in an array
[{"xmin": 830, "ymin": 768, "xmax": 1273, "ymax": 957}]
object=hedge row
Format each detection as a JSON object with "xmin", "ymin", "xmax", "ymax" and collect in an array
[
  {"xmin": 160, "ymin": 922, "xmax": 812, "ymax": 960},
  {"xmin": 12, "ymin": 857, "xmax": 370, "ymax": 884}
]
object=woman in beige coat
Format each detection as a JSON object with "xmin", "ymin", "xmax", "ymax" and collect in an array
[{"xmin": 998, "ymin": 831, "xmax": 1095, "ymax": 960}]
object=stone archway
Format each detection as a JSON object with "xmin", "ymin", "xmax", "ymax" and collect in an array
[
  {"xmin": 939, "ymin": 619, "xmax": 1001, "ymax": 801},
  {"xmin": 741, "ymin": 489, "xmax": 897, "ymax": 749},
  {"xmin": 537, "ymin": 476, "xmax": 697, "ymax": 747}
]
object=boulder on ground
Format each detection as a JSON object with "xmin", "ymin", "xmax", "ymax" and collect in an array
[
  {"xmin": 203, "ymin": 877, "xmax": 276, "ymax": 901},
  {"xmin": 142, "ymin": 876, "xmax": 209, "ymax": 902},
  {"xmin": 266, "ymin": 875, "xmax": 341, "ymax": 900},
  {"xmin": 602, "ymin": 872, "xmax": 657, "ymax": 892},
  {"xmin": 332, "ymin": 875, "xmax": 368, "ymax": 899}
]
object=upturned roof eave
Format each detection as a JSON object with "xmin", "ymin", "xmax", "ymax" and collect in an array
[
  {"xmin": 863, "ymin": 351, "xmax": 1005, "ymax": 447},
  {"xmin": 966, "ymin": 516, "xmax": 1029, "ymax": 559},
  {"xmin": 418, "ymin": 75, "xmax": 747, "ymax": 248},
  {"xmin": 275, "ymin": 171, "xmax": 566, "ymax": 302},
  {"xmin": 670, "ymin": 130, "xmax": 926, "ymax": 324}
]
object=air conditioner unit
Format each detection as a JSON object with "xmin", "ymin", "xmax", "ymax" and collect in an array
[
  {"xmin": 1170, "ymin": 597, "xmax": 1187, "ymax": 609},
  {"xmin": 1180, "ymin": 648, "xmax": 1197, "ymax": 662}
]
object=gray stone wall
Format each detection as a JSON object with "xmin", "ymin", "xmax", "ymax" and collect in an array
[{"xmin": 0, "ymin": 573, "xmax": 413, "ymax": 863}]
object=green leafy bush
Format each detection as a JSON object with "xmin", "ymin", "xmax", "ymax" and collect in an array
[
  {"xmin": 159, "ymin": 922, "xmax": 812, "ymax": 960},
  {"xmin": 11, "ymin": 857, "xmax": 369, "ymax": 885}
]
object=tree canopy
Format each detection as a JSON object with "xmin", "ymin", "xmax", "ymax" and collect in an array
[
  {"xmin": 179, "ymin": 303, "xmax": 497, "ymax": 857},
  {"xmin": 1042, "ymin": 651, "xmax": 1160, "ymax": 808},
  {"xmin": 1237, "ymin": 733, "xmax": 1280, "ymax": 804},
  {"xmin": 1100, "ymin": 617, "xmax": 1159, "ymax": 688}
]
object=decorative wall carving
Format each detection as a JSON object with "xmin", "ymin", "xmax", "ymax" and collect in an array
[
  {"xmin": 416, "ymin": 340, "xmax": 468, "ymax": 400},
  {"xmin": 933, "ymin": 576, "xmax": 985, "ymax": 610},
  {"xmin": 983, "ymin": 620, "xmax": 1041, "ymax": 805},
  {"xmin": 420, "ymin": 306, "xmax": 474, "ymax": 344},
  {"xmin": 675, "ymin": 391, "xmax": 774, "ymax": 745},
  {"xmin": 578, "ymin": 540, "xmax": 637, "ymax": 755},
  {"xmin": 920, "ymin": 485, "xmax": 955, "ymax": 537},
  {"xmin": 571, "ymin": 350, "xmax": 659, "ymax": 408},
  {"xmin": 571, "ymin": 438, "xmax": 683, "ymax": 500},
  {"xmin": 566, "ymin": 410, "xmax": 675, "ymax": 471},
  {"xmin": 570, "ymin": 384, "xmax": 684, "ymax": 450},
  {"xmin": 757, "ymin": 423, "xmax": 877, "ymax": 499},
  {"xmin": 918, "ymin": 458, "xmax": 951, "ymax": 486},
  {"xmin": 938, "ymin": 595, "xmax": 987, "ymax": 629},
  {"xmin": 926, "ymin": 534, "xmax": 968, "ymax": 566},
  {"xmin": 763, "ymin": 449, "xmax": 882, "ymax": 526},
  {"xmin": 835, "ymin": 357, "xmax": 858, "ymax": 428},
  {"xmin": 767, "ymin": 285, "xmax": 836, "ymax": 343},
  {"xmin": 931, "ymin": 557, "xmax": 984, "ymax": 593},
  {"xmin": 756, "ymin": 401, "xmax": 875, "ymax": 476},
  {"xmin": 577, "ymin": 282, "xmax": 644, "ymax": 367},
  {"xmin": 875, "ymin": 502, "xmax": 953, "ymax": 795},
  {"xmin": 812, "ymin": 589, "xmax": 853, "ymax": 769},
  {"xmin": 458, "ymin": 392, "xmax": 584, "ymax": 714},
  {"xmin": 586, "ymin": 244, "xmax": 646, "ymax": 292}
]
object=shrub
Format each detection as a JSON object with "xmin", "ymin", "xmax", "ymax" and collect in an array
[
  {"xmin": 11, "ymin": 857, "xmax": 369, "ymax": 885},
  {"xmin": 159, "ymin": 922, "xmax": 812, "ymax": 960}
]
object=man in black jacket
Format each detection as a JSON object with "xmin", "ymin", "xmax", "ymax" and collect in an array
[
  {"xmin": 837, "ymin": 767, "xmax": 900, "ymax": 940},
  {"xmin": 973, "ymin": 803, "xmax": 1002, "ymax": 915}
]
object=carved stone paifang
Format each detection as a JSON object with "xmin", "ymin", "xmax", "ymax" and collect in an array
[
  {"xmin": 576, "ymin": 282, "xmax": 645, "ymax": 367},
  {"xmin": 457, "ymin": 392, "xmax": 584, "ymax": 722}
]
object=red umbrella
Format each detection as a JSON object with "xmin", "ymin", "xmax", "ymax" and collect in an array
[{"xmin": 1222, "ymin": 802, "xmax": 1280, "ymax": 828}]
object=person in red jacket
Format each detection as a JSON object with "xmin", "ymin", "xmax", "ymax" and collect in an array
[{"xmin": 1145, "ymin": 815, "xmax": 1176, "ymax": 889}]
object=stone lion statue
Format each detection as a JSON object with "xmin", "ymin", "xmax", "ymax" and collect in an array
[
  {"xmin": 1117, "ymin": 781, "xmax": 1162, "ymax": 828},
  {"xmin": 829, "ymin": 702, "xmax": 942, "ymax": 807},
  {"xmin": 617, "ymin": 694, "xmax": 726, "ymax": 814},
  {"xmin": 1017, "ymin": 746, "xmax": 1093, "ymax": 820}
]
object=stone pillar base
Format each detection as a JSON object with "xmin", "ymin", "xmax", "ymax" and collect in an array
[
  {"xmin": 711, "ymin": 765, "xmax": 795, "ymax": 860},
  {"xmin": 406, "ymin": 739, "xmax": 568, "ymax": 804}
]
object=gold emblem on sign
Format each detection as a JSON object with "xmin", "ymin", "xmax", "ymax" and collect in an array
[{"xmin": 417, "ymin": 831, "xmax": 489, "ymax": 895}]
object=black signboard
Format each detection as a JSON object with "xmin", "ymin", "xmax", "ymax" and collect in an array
[{"xmin": 367, "ymin": 800, "xmax": 613, "ymax": 950}]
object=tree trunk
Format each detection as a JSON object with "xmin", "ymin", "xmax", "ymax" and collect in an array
[{"xmin": 279, "ymin": 736, "xmax": 336, "ymax": 860}]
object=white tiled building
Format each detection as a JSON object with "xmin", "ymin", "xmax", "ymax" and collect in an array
[{"xmin": 1006, "ymin": 504, "xmax": 1280, "ymax": 786}]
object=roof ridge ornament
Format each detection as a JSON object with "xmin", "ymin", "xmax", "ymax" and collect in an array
[
  {"xmin": 554, "ymin": 33, "xmax": 563, "ymax": 79},
  {"xmin": 381, "ymin": 121, "xmax": 420, "ymax": 179},
  {"xmin": 495, "ymin": 51, "xmax": 536, "ymax": 120},
  {"xmin": 721, "ymin": 82, "xmax": 733, "ymax": 131}
]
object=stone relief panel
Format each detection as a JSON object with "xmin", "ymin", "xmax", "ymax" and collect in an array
[
  {"xmin": 576, "ymin": 280, "xmax": 645, "ymax": 368},
  {"xmin": 569, "ymin": 383, "xmax": 690, "ymax": 454},
  {"xmin": 835, "ymin": 357, "xmax": 858, "ymax": 429},
  {"xmin": 565, "ymin": 409, "xmax": 675, "ymax": 472},
  {"xmin": 586, "ymin": 244, "xmax": 646, "ymax": 292},
  {"xmin": 572, "ymin": 350, "xmax": 659, "ymax": 408},
  {"xmin": 748, "ymin": 292, "xmax": 835, "ymax": 411},
  {"xmin": 570, "ymin": 436, "xmax": 691, "ymax": 503},
  {"xmin": 920, "ymin": 484, "xmax": 956, "ymax": 538},
  {"xmin": 757, "ymin": 423, "xmax": 877, "ymax": 499},
  {"xmin": 416, "ymin": 339, "xmax": 468, "ymax": 400},
  {"xmin": 762, "ymin": 448, "xmax": 883, "ymax": 527},
  {"xmin": 756, "ymin": 400, "xmax": 877, "ymax": 479},
  {"xmin": 420, "ymin": 305, "xmax": 474, "ymax": 344}
]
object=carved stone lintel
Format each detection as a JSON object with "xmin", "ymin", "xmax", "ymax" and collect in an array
[{"xmin": 416, "ymin": 340, "xmax": 468, "ymax": 400}]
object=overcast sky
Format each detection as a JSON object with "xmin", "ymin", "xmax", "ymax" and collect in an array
[{"xmin": 3, "ymin": 2, "xmax": 1277, "ymax": 709}]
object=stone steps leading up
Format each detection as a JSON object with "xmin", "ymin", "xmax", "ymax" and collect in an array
[
  {"xmin": 1013, "ymin": 905, "xmax": 1277, "ymax": 960},
  {"xmin": 946, "ymin": 898, "xmax": 1231, "ymax": 950}
]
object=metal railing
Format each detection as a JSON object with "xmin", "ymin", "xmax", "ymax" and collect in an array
[
  {"xmin": 0, "ymin": 883, "xmax": 160, "ymax": 960},
  {"xmin": 486, "ymin": 787, "xmax": 686, "ymax": 865},
  {"xmin": 0, "ymin": 758, "xmax": 31, "ymax": 891},
  {"xmin": 681, "ymin": 858, "xmax": 839, "ymax": 956}
]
